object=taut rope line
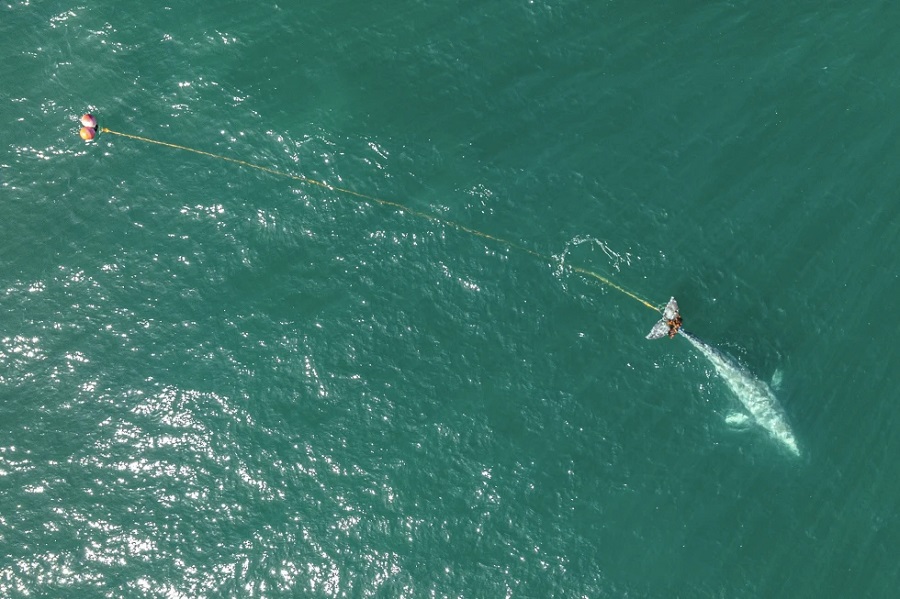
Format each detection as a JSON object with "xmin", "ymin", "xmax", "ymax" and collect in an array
[{"xmin": 100, "ymin": 127, "xmax": 661, "ymax": 314}]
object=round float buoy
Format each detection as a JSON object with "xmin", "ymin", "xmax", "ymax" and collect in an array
[
  {"xmin": 80, "ymin": 113, "xmax": 97, "ymax": 128},
  {"xmin": 80, "ymin": 126, "xmax": 96, "ymax": 141}
]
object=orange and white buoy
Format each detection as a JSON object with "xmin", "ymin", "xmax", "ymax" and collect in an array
[{"xmin": 78, "ymin": 112, "xmax": 98, "ymax": 141}]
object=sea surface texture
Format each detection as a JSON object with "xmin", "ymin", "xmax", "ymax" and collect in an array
[{"xmin": 2, "ymin": 1, "xmax": 898, "ymax": 597}]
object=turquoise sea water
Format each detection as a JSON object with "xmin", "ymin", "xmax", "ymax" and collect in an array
[{"xmin": 2, "ymin": 1, "xmax": 899, "ymax": 596}]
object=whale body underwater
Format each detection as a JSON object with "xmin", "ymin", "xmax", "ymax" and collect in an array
[
  {"xmin": 647, "ymin": 298, "xmax": 800, "ymax": 456},
  {"xmin": 679, "ymin": 330, "xmax": 800, "ymax": 456}
]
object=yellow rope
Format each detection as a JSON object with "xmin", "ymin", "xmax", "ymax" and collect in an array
[{"xmin": 100, "ymin": 127, "xmax": 662, "ymax": 313}]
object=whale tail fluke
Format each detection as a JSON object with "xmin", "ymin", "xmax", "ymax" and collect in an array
[{"xmin": 646, "ymin": 297, "xmax": 682, "ymax": 340}]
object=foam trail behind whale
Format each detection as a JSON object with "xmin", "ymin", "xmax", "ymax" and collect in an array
[{"xmin": 679, "ymin": 330, "xmax": 800, "ymax": 456}]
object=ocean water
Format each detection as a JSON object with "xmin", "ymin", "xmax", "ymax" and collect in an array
[{"xmin": 2, "ymin": 1, "xmax": 899, "ymax": 597}]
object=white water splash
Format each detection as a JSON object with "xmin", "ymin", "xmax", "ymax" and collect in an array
[{"xmin": 551, "ymin": 236, "xmax": 633, "ymax": 281}]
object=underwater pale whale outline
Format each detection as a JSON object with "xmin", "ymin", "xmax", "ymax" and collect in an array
[{"xmin": 647, "ymin": 298, "xmax": 800, "ymax": 456}]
